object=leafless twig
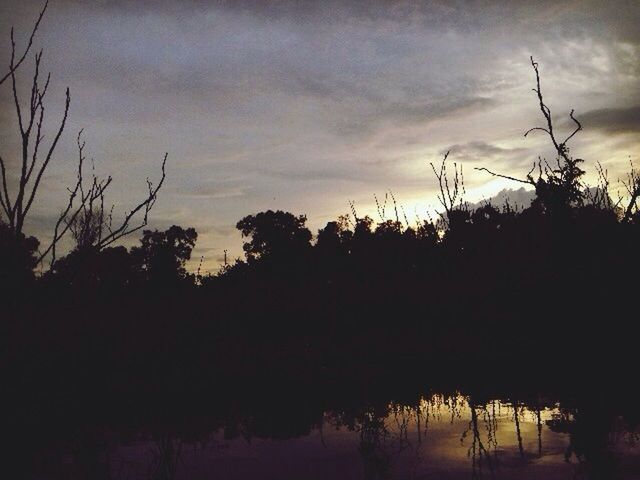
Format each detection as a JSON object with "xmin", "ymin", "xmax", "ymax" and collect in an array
[
  {"xmin": 430, "ymin": 151, "xmax": 466, "ymax": 223},
  {"xmin": 0, "ymin": 1, "xmax": 48, "ymax": 86},
  {"xmin": 621, "ymin": 160, "xmax": 640, "ymax": 223},
  {"xmin": 0, "ymin": 29, "xmax": 70, "ymax": 237}
]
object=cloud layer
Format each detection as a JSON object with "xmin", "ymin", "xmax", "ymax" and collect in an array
[{"xmin": 1, "ymin": 0, "xmax": 639, "ymax": 271}]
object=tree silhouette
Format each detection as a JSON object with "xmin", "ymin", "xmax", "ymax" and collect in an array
[
  {"xmin": 316, "ymin": 215, "xmax": 352, "ymax": 257},
  {"xmin": 0, "ymin": 219, "xmax": 39, "ymax": 292},
  {"xmin": 49, "ymin": 245, "xmax": 133, "ymax": 290},
  {"xmin": 236, "ymin": 210, "xmax": 312, "ymax": 262},
  {"xmin": 130, "ymin": 226, "xmax": 198, "ymax": 286},
  {"xmin": 0, "ymin": 13, "xmax": 167, "ymax": 271},
  {"xmin": 0, "ymin": 25, "xmax": 71, "ymax": 243},
  {"xmin": 476, "ymin": 56, "xmax": 587, "ymax": 217}
]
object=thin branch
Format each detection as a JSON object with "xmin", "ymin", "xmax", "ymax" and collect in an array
[
  {"xmin": 563, "ymin": 109, "xmax": 582, "ymax": 145},
  {"xmin": 529, "ymin": 56, "xmax": 561, "ymax": 153},
  {"xmin": 37, "ymin": 132, "xmax": 115, "ymax": 265},
  {"xmin": 0, "ymin": 1, "xmax": 48, "ymax": 86},
  {"xmin": 621, "ymin": 161, "xmax": 640, "ymax": 224},
  {"xmin": 523, "ymin": 127, "xmax": 550, "ymax": 137},
  {"xmin": 474, "ymin": 167, "xmax": 533, "ymax": 185},
  {"xmin": 0, "ymin": 154, "xmax": 12, "ymax": 219},
  {"xmin": 477, "ymin": 57, "xmax": 585, "ymax": 211},
  {"xmin": 37, "ymin": 131, "xmax": 87, "ymax": 265},
  {"xmin": 21, "ymin": 88, "xmax": 71, "ymax": 226},
  {"xmin": 97, "ymin": 153, "xmax": 168, "ymax": 248}
]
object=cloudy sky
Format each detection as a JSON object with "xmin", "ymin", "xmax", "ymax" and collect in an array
[{"xmin": 1, "ymin": 0, "xmax": 638, "ymax": 271}]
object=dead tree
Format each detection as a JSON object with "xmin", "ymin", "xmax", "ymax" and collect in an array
[
  {"xmin": 476, "ymin": 56, "xmax": 640, "ymax": 221},
  {"xmin": 475, "ymin": 57, "xmax": 586, "ymax": 211},
  {"xmin": 0, "ymin": 9, "xmax": 167, "ymax": 268},
  {"xmin": 39, "ymin": 131, "xmax": 111, "ymax": 265},
  {"xmin": 0, "ymin": 26, "xmax": 70, "ymax": 239},
  {"xmin": 62, "ymin": 137, "xmax": 167, "ymax": 255},
  {"xmin": 36, "ymin": 131, "xmax": 166, "ymax": 265}
]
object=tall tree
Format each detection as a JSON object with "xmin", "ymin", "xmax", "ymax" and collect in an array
[
  {"xmin": 0, "ymin": 9, "xmax": 167, "ymax": 269},
  {"xmin": 130, "ymin": 226, "xmax": 198, "ymax": 285},
  {"xmin": 236, "ymin": 210, "xmax": 312, "ymax": 262}
]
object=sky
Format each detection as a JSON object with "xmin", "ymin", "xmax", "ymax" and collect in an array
[{"xmin": 1, "ymin": 0, "xmax": 639, "ymax": 272}]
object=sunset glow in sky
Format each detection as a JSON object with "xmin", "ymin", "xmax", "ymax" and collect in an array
[{"xmin": 1, "ymin": 0, "xmax": 638, "ymax": 271}]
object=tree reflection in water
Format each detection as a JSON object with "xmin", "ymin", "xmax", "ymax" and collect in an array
[{"xmin": 14, "ymin": 392, "xmax": 640, "ymax": 479}]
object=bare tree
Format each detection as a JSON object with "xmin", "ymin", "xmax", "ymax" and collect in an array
[
  {"xmin": 35, "ymin": 130, "xmax": 167, "ymax": 266},
  {"xmin": 476, "ymin": 56, "xmax": 640, "ymax": 221},
  {"xmin": 475, "ymin": 56, "xmax": 586, "ymax": 211},
  {"xmin": 1, "ymin": 7, "xmax": 168, "ymax": 268},
  {"xmin": 0, "ymin": 29, "xmax": 70, "ymax": 238},
  {"xmin": 62, "ymin": 136, "xmax": 167, "ymax": 255},
  {"xmin": 39, "ymin": 131, "xmax": 111, "ymax": 265}
]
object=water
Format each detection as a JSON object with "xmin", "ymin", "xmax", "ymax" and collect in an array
[{"xmin": 29, "ymin": 394, "xmax": 640, "ymax": 479}]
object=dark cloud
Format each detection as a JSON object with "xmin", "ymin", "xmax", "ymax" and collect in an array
[
  {"xmin": 577, "ymin": 106, "xmax": 640, "ymax": 135},
  {"xmin": 446, "ymin": 141, "xmax": 526, "ymax": 159},
  {"xmin": 44, "ymin": 1, "xmax": 640, "ymax": 45},
  {"xmin": 339, "ymin": 96, "xmax": 495, "ymax": 139},
  {"xmin": 176, "ymin": 183, "xmax": 248, "ymax": 199}
]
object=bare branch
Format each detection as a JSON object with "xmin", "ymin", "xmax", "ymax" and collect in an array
[
  {"xmin": 0, "ymin": 1, "xmax": 48, "ymax": 86},
  {"xmin": 563, "ymin": 109, "xmax": 582, "ymax": 146},
  {"xmin": 430, "ymin": 151, "xmax": 467, "ymax": 223},
  {"xmin": 528, "ymin": 56, "xmax": 561, "ymax": 154},
  {"xmin": 2, "ymin": 7, "xmax": 170, "ymax": 270},
  {"xmin": 37, "ymin": 131, "xmax": 87, "ymax": 265},
  {"xmin": 474, "ymin": 167, "xmax": 533, "ymax": 185},
  {"xmin": 621, "ymin": 160, "xmax": 640, "ymax": 224},
  {"xmin": 21, "ymin": 88, "xmax": 71, "ymax": 227},
  {"xmin": 477, "ymin": 58, "xmax": 585, "ymax": 211},
  {"xmin": 0, "ymin": 154, "xmax": 12, "ymax": 219},
  {"xmin": 97, "ymin": 153, "xmax": 168, "ymax": 248},
  {"xmin": 526, "ymin": 57, "xmax": 584, "ymax": 171},
  {"xmin": 523, "ymin": 127, "xmax": 550, "ymax": 137},
  {"xmin": 37, "ymin": 131, "xmax": 116, "ymax": 265}
]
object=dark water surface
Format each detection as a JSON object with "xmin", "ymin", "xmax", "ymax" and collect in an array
[{"xmin": 28, "ymin": 393, "xmax": 640, "ymax": 480}]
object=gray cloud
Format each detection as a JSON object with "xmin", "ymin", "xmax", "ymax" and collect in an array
[
  {"xmin": 45, "ymin": 1, "xmax": 640, "ymax": 45},
  {"xmin": 577, "ymin": 106, "xmax": 640, "ymax": 135},
  {"xmin": 446, "ymin": 141, "xmax": 527, "ymax": 160},
  {"xmin": 1, "ymin": 0, "xmax": 639, "ymax": 270},
  {"xmin": 177, "ymin": 182, "xmax": 249, "ymax": 199}
]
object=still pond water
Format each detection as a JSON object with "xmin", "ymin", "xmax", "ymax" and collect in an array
[{"xmin": 37, "ymin": 394, "xmax": 640, "ymax": 479}]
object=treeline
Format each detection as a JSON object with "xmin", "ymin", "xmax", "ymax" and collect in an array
[
  {"xmin": 3, "ymin": 146, "xmax": 640, "ymax": 374},
  {"xmin": 4, "ymin": 144, "xmax": 640, "ymax": 464},
  {"xmin": 1, "ymin": 42, "xmax": 639, "ymax": 394}
]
